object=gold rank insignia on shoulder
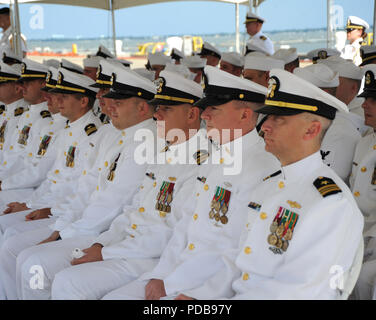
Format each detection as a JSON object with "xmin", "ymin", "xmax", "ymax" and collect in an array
[
  {"xmin": 248, "ymin": 201, "xmax": 261, "ymax": 211},
  {"xmin": 260, "ymin": 35, "xmax": 267, "ymax": 40},
  {"xmin": 313, "ymin": 176, "xmax": 342, "ymax": 197},
  {"xmin": 84, "ymin": 123, "xmax": 97, "ymax": 136},
  {"xmin": 193, "ymin": 149, "xmax": 209, "ymax": 165},
  {"xmin": 40, "ymin": 110, "xmax": 51, "ymax": 119},
  {"xmin": 209, "ymin": 186, "xmax": 231, "ymax": 225},
  {"xmin": 267, "ymin": 206, "xmax": 299, "ymax": 255},
  {"xmin": 287, "ymin": 200, "xmax": 301, "ymax": 209},
  {"xmin": 14, "ymin": 107, "xmax": 24, "ymax": 117},
  {"xmin": 0, "ymin": 120, "xmax": 7, "ymax": 143},
  {"xmin": 37, "ymin": 135, "xmax": 52, "ymax": 156}
]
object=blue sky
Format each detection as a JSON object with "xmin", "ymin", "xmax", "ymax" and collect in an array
[{"xmin": 13, "ymin": 0, "xmax": 375, "ymax": 39}]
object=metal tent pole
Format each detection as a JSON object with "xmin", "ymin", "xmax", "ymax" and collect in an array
[
  {"xmin": 235, "ymin": 3, "xmax": 240, "ymax": 53},
  {"xmin": 13, "ymin": 0, "xmax": 22, "ymax": 56},
  {"xmin": 110, "ymin": 0, "xmax": 117, "ymax": 57}
]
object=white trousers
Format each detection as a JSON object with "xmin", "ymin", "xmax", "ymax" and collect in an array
[
  {"xmin": 0, "ymin": 188, "xmax": 34, "ymax": 209},
  {"xmin": 0, "ymin": 225, "xmax": 53, "ymax": 299},
  {"xmin": 18, "ymin": 235, "xmax": 95, "ymax": 300},
  {"xmin": 102, "ymin": 279, "xmax": 149, "ymax": 300}
]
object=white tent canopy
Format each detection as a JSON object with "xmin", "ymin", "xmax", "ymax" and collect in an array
[{"xmin": 0, "ymin": 0, "xmax": 249, "ymax": 56}]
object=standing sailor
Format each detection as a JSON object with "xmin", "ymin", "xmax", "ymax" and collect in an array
[
  {"xmin": 341, "ymin": 16, "xmax": 369, "ymax": 66},
  {"xmin": 244, "ymin": 11, "xmax": 274, "ymax": 56}
]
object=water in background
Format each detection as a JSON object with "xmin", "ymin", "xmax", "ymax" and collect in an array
[{"xmin": 26, "ymin": 29, "xmax": 330, "ymax": 56}]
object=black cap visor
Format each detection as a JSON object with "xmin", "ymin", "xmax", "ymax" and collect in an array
[
  {"xmin": 255, "ymin": 104, "xmax": 303, "ymax": 117},
  {"xmin": 358, "ymin": 89, "xmax": 376, "ymax": 99},
  {"xmin": 193, "ymin": 96, "xmax": 233, "ymax": 109}
]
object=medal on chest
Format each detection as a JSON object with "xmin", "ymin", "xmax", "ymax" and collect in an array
[
  {"xmin": 155, "ymin": 181, "xmax": 175, "ymax": 217},
  {"xmin": 209, "ymin": 186, "xmax": 231, "ymax": 225},
  {"xmin": 267, "ymin": 206, "xmax": 299, "ymax": 254},
  {"xmin": 65, "ymin": 146, "xmax": 76, "ymax": 167},
  {"xmin": 37, "ymin": 135, "xmax": 52, "ymax": 156},
  {"xmin": 17, "ymin": 125, "xmax": 31, "ymax": 146}
]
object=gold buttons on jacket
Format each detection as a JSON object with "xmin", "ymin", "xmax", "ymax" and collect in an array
[
  {"xmin": 188, "ymin": 243, "xmax": 195, "ymax": 250},
  {"xmin": 361, "ymin": 167, "xmax": 367, "ymax": 172},
  {"xmin": 82, "ymin": 170, "xmax": 86, "ymax": 175},
  {"xmin": 278, "ymin": 181, "xmax": 285, "ymax": 189},
  {"xmin": 153, "ymin": 182, "xmax": 157, "ymax": 187},
  {"xmin": 138, "ymin": 207, "xmax": 145, "ymax": 213},
  {"xmin": 159, "ymin": 212, "xmax": 166, "ymax": 218},
  {"xmin": 69, "ymin": 132, "xmax": 72, "ymax": 136},
  {"xmin": 193, "ymin": 214, "xmax": 198, "ymax": 221},
  {"xmin": 55, "ymin": 170, "xmax": 59, "ymax": 174},
  {"xmin": 96, "ymin": 185, "xmax": 99, "ymax": 191},
  {"xmin": 260, "ymin": 212, "xmax": 268, "ymax": 220},
  {"xmin": 104, "ymin": 161, "xmax": 108, "ymax": 167},
  {"xmin": 354, "ymin": 191, "xmax": 360, "ymax": 197},
  {"xmin": 3, "ymin": 161, "xmax": 6, "ymax": 165},
  {"xmin": 167, "ymin": 158, "xmax": 172, "ymax": 163},
  {"xmin": 243, "ymin": 273, "xmax": 249, "ymax": 281},
  {"xmin": 204, "ymin": 184, "xmax": 209, "ymax": 191},
  {"xmin": 131, "ymin": 224, "xmax": 137, "ymax": 230},
  {"xmin": 118, "ymin": 140, "xmax": 123, "ymax": 145},
  {"xmin": 373, "ymin": 145, "xmax": 376, "ymax": 150},
  {"xmin": 28, "ymin": 153, "xmax": 32, "ymax": 157},
  {"xmin": 244, "ymin": 247, "xmax": 251, "ymax": 254},
  {"xmin": 220, "ymin": 158, "xmax": 224, "ymax": 164},
  {"xmin": 9, "ymin": 146, "xmax": 13, "ymax": 150}
]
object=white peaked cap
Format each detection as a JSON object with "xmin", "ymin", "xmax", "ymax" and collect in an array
[
  {"xmin": 347, "ymin": 16, "xmax": 369, "ymax": 29},
  {"xmin": 318, "ymin": 55, "xmax": 363, "ymax": 80},
  {"xmin": 132, "ymin": 68, "xmax": 156, "ymax": 82},
  {"xmin": 83, "ymin": 56, "xmax": 104, "ymax": 69},
  {"xmin": 60, "ymin": 58, "xmax": 84, "ymax": 74},
  {"xmin": 273, "ymin": 48, "xmax": 298, "ymax": 64},
  {"xmin": 244, "ymin": 52, "xmax": 284, "ymax": 71},
  {"xmin": 103, "ymin": 67, "xmax": 156, "ymax": 100},
  {"xmin": 307, "ymin": 48, "xmax": 341, "ymax": 62},
  {"xmin": 194, "ymin": 65, "xmax": 266, "ymax": 108},
  {"xmin": 164, "ymin": 62, "xmax": 196, "ymax": 81},
  {"xmin": 149, "ymin": 69, "xmax": 203, "ymax": 106},
  {"xmin": 244, "ymin": 11, "xmax": 265, "ymax": 23},
  {"xmin": 51, "ymin": 67, "xmax": 98, "ymax": 97},
  {"xmin": 148, "ymin": 52, "xmax": 171, "ymax": 66},
  {"xmin": 43, "ymin": 59, "xmax": 60, "ymax": 69},
  {"xmin": 182, "ymin": 55, "xmax": 207, "ymax": 69},
  {"xmin": 221, "ymin": 52, "xmax": 244, "ymax": 67},
  {"xmin": 293, "ymin": 64, "xmax": 339, "ymax": 88},
  {"xmin": 256, "ymin": 68, "xmax": 348, "ymax": 120}
]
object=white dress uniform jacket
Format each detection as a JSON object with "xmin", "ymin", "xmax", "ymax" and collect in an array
[
  {"xmin": 0, "ymin": 112, "xmax": 66, "ymax": 191},
  {"xmin": 321, "ymin": 111, "xmax": 361, "ymax": 183},
  {"xmin": 0, "ymin": 101, "xmax": 51, "ymax": 176},
  {"xmin": 138, "ymin": 129, "xmax": 280, "ymax": 300},
  {"xmin": 19, "ymin": 127, "xmax": 204, "ymax": 300},
  {"xmin": 0, "ymin": 98, "xmax": 27, "ymax": 162},
  {"xmin": 248, "ymin": 31, "xmax": 274, "ymax": 56},
  {"xmin": 350, "ymin": 132, "xmax": 376, "ymax": 233},
  {"xmin": 341, "ymin": 39, "xmax": 363, "ymax": 66},
  {"xmin": 231, "ymin": 151, "xmax": 363, "ymax": 299},
  {"xmin": 24, "ymin": 110, "xmax": 102, "ymax": 210}
]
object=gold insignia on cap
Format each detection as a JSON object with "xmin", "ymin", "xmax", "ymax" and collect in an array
[
  {"xmin": 96, "ymin": 65, "xmax": 101, "ymax": 80},
  {"xmin": 318, "ymin": 50, "xmax": 328, "ymax": 60},
  {"xmin": 366, "ymin": 72, "xmax": 372, "ymax": 85},
  {"xmin": 156, "ymin": 77, "xmax": 164, "ymax": 93},
  {"xmin": 57, "ymin": 72, "xmax": 63, "ymax": 84},
  {"xmin": 46, "ymin": 71, "xmax": 51, "ymax": 84},
  {"xmin": 267, "ymin": 76, "xmax": 279, "ymax": 99}
]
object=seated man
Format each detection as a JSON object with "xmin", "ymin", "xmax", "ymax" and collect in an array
[
  {"xmin": 272, "ymin": 48, "xmax": 299, "ymax": 73},
  {"xmin": 220, "ymin": 52, "xmax": 244, "ymax": 77},
  {"xmin": 197, "ymin": 42, "xmax": 221, "ymax": 67},
  {"xmin": 100, "ymin": 66, "xmax": 280, "ymax": 300},
  {"xmin": 226, "ymin": 68, "xmax": 364, "ymax": 300}
]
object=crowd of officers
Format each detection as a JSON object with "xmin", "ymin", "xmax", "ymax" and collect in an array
[{"xmin": 0, "ymin": 10, "xmax": 373, "ymax": 300}]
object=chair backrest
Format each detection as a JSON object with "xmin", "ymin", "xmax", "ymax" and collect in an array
[{"xmin": 339, "ymin": 239, "xmax": 364, "ymax": 300}]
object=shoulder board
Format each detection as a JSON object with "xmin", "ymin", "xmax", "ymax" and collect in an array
[
  {"xmin": 260, "ymin": 35, "xmax": 267, "ymax": 40},
  {"xmin": 313, "ymin": 176, "xmax": 342, "ymax": 198},
  {"xmin": 84, "ymin": 123, "xmax": 97, "ymax": 136},
  {"xmin": 193, "ymin": 149, "xmax": 209, "ymax": 165},
  {"xmin": 263, "ymin": 170, "xmax": 282, "ymax": 181},
  {"xmin": 40, "ymin": 110, "xmax": 51, "ymax": 119},
  {"xmin": 14, "ymin": 107, "xmax": 24, "ymax": 117},
  {"xmin": 0, "ymin": 105, "xmax": 5, "ymax": 114}
]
